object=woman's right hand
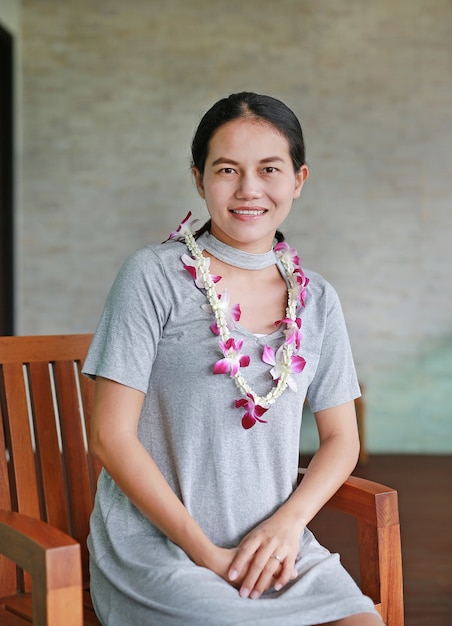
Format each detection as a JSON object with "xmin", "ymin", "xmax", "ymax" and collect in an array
[
  {"xmin": 203, "ymin": 545, "xmax": 287, "ymax": 597},
  {"xmin": 203, "ymin": 546, "xmax": 243, "ymax": 589}
]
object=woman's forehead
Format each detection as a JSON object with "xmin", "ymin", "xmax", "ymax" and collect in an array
[{"xmin": 207, "ymin": 118, "xmax": 291, "ymax": 160}]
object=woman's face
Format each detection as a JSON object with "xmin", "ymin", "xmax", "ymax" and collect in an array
[{"xmin": 193, "ymin": 118, "xmax": 308, "ymax": 253}]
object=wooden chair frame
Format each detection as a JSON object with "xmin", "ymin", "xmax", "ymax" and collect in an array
[{"xmin": 0, "ymin": 334, "xmax": 404, "ymax": 625}]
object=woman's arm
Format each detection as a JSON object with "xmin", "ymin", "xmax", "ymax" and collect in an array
[
  {"xmin": 287, "ymin": 399, "xmax": 360, "ymax": 526},
  {"xmin": 90, "ymin": 377, "xmax": 238, "ymax": 576},
  {"xmin": 227, "ymin": 400, "xmax": 360, "ymax": 599}
]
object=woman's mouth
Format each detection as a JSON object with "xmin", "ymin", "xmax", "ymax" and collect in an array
[{"xmin": 230, "ymin": 209, "xmax": 267, "ymax": 216}]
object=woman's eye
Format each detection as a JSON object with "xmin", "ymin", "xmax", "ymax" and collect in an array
[
  {"xmin": 220, "ymin": 167, "xmax": 235, "ymax": 174},
  {"xmin": 263, "ymin": 166, "xmax": 278, "ymax": 173}
]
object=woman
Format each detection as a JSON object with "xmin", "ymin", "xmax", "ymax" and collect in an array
[{"xmin": 83, "ymin": 92, "xmax": 383, "ymax": 625}]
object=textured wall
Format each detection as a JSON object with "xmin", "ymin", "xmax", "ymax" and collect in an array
[
  {"xmin": 18, "ymin": 0, "xmax": 452, "ymax": 451},
  {"xmin": 0, "ymin": 0, "xmax": 19, "ymax": 34}
]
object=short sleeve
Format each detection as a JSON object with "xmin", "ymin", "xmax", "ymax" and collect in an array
[{"xmin": 82, "ymin": 246, "xmax": 171, "ymax": 393}]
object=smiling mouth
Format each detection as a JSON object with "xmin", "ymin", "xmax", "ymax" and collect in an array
[{"xmin": 230, "ymin": 209, "xmax": 267, "ymax": 216}]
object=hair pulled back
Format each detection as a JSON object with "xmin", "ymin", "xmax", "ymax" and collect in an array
[{"xmin": 191, "ymin": 92, "xmax": 306, "ymax": 176}]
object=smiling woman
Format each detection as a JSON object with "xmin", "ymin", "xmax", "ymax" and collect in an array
[
  {"xmin": 82, "ymin": 92, "xmax": 383, "ymax": 625},
  {"xmin": 192, "ymin": 118, "xmax": 308, "ymax": 252}
]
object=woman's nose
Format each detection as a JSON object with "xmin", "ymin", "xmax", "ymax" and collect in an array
[{"xmin": 235, "ymin": 174, "xmax": 262, "ymax": 199}]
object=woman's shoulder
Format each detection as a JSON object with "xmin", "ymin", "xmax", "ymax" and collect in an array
[
  {"xmin": 304, "ymin": 268, "xmax": 336, "ymax": 295},
  {"xmin": 120, "ymin": 239, "xmax": 187, "ymax": 275},
  {"xmin": 301, "ymin": 268, "xmax": 343, "ymax": 319}
]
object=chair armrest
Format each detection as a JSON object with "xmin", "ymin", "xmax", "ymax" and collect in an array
[
  {"xmin": 298, "ymin": 468, "xmax": 399, "ymax": 527},
  {"xmin": 298, "ymin": 468, "xmax": 404, "ymax": 626},
  {"xmin": 0, "ymin": 509, "xmax": 83, "ymax": 626}
]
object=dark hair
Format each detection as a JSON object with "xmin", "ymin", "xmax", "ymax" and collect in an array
[{"xmin": 191, "ymin": 92, "xmax": 306, "ymax": 175}]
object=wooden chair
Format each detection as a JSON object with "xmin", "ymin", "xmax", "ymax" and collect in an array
[{"xmin": 0, "ymin": 334, "xmax": 404, "ymax": 626}]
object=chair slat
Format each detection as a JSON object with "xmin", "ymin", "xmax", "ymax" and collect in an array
[
  {"xmin": 53, "ymin": 360, "xmax": 94, "ymax": 580},
  {"xmin": 0, "ymin": 374, "xmax": 16, "ymax": 597},
  {"xmin": 27, "ymin": 361, "xmax": 70, "ymax": 534},
  {"xmin": 78, "ymin": 364, "xmax": 102, "ymax": 490},
  {"xmin": 1, "ymin": 363, "xmax": 40, "ymax": 519}
]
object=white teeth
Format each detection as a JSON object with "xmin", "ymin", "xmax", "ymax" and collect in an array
[{"xmin": 232, "ymin": 209, "xmax": 265, "ymax": 215}]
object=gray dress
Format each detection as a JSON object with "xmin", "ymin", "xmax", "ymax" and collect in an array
[{"xmin": 83, "ymin": 231, "xmax": 379, "ymax": 625}]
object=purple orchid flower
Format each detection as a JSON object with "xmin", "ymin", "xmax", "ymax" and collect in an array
[
  {"xmin": 293, "ymin": 269, "xmax": 309, "ymax": 307},
  {"xmin": 166, "ymin": 211, "xmax": 200, "ymax": 242},
  {"xmin": 262, "ymin": 344, "xmax": 306, "ymax": 391},
  {"xmin": 235, "ymin": 394, "xmax": 268, "ymax": 429},
  {"xmin": 203, "ymin": 289, "xmax": 241, "ymax": 335},
  {"xmin": 213, "ymin": 338, "xmax": 250, "ymax": 377},
  {"xmin": 274, "ymin": 241, "xmax": 301, "ymax": 268},
  {"xmin": 182, "ymin": 253, "xmax": 221, "ymax": 289},
  {"xmin": 276, "ymin": 317, "xmax": 303, "ymax": 351}
]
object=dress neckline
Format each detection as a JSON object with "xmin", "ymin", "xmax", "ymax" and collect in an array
[{"xmin": 198, "ymin": 232, "xmax": 277, "ymax": 270}]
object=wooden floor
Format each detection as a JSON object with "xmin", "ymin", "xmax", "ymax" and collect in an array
[{"xmin": 299, "ymin": 454, "xmax": 452, "ymax": 626}]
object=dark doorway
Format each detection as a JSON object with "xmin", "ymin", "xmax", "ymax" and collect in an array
[{"xmin": 0, "ymin": 24, "xmax": 14, "ymax": 335}]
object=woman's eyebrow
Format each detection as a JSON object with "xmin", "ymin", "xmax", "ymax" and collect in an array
[
  {"xmin": 210, "ymin": 157, "xmax": 239, "ymax": 166},
  {"xmin": 210, "ymin": 156, "xmax": 285, "ymax": 166},
  {"xmin": 260, "ymin": 156, "xmax": 285, "ymax": 164}
]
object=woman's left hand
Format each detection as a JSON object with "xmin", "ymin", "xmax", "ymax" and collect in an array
[{"xmin": 228, "ymin": 510, "xmax": 302, "ymax": 599}]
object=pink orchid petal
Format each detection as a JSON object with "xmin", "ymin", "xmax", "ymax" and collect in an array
[
  {"xmin": 262, "ymin": 345, "xmax": 275, "ymax": 366},
  {"xmin": 254, "ymin": 405, "xmax": 269, "ymax": 418},
  {"xmin": 230, "ymin": 362, "xmax": 240, "ymax": 376},
  {"xmin": 290, "ymin": 356, "xmax": 306, "ymax": 373},
  {"xmin": 231, "ymin": 304, "xmax": 241, "ymax": 322},
  {"xmin": 183, "ymin": 264, "xmax": 197, "ymax": 281},
  {"xmin": 239, "ymin": 355, "xmax": 250, "ymax": 367},
  {"xmin": 220, "ymin": 338, "xmax": 234, "ymax": 352},
  {"xmin": 213, "ymin": 359, "xmax": 231, "ymax": 374},
  {"xmin": 242, "ymin": 413, "xmax": 256, "ymax": 429},
  {"xmin": 210, "ymin": 322, "xmax": 220, "ymax": 335}
]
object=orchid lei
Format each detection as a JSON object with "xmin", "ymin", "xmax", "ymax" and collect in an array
[{"xmin": 168, "ymin": 212, "xmax": 309, "ymax": 429}]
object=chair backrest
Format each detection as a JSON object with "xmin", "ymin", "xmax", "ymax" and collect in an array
[{"xmin": 0, "ymin": 334, "xmax": 96, "ymax": 596}]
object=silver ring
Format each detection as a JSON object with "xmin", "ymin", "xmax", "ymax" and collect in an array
[{"xmin": 271, "ymin": 554, "xmax": 282, "ymax": 562}]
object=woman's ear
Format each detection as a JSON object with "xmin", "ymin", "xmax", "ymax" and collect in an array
[
  {"xmin": 293, "ymin": 164, "xmax": 309, "ymax": 199},
  {"xmin": 192, "ymin": 167, "xmax": 205, "ymax": 198}
]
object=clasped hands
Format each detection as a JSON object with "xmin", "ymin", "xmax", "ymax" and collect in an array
[{"xmin": 209, "ymin": 512, "xmax": 303, "ymax": 600}]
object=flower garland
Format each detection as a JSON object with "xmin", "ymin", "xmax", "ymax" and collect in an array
[{"xmin": 168, "ymin": 213, "xmax": 309, "ymax": 429}]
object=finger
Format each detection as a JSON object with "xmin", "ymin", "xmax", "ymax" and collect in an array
[
  {"xmin": 273, "ymin": 560, "xmax": 298, "ymax": 592},
  {"xmin": 240, "ymin": 553, "xmax": 283, "ymax": 599},
  {"xmin": 252, "ymin": 558, "xmax": 285, "ymax": 599},
  {"xmin": 228, "ymin": 539, "xmax": 260, "ymax": 582}
]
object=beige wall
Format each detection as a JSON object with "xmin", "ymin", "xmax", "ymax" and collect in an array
[
  {"xmin": 18, "ymin": 1, "xmax": 452, "ymax": 451},
  {"xmin": 0, "ymin": 0, "xmax": 19, "ymax": 34}
]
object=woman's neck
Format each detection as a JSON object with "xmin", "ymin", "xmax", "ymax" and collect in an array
[{"xmin": 198, "ymin": 232, "xmax": 277, "ymax": 270}]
